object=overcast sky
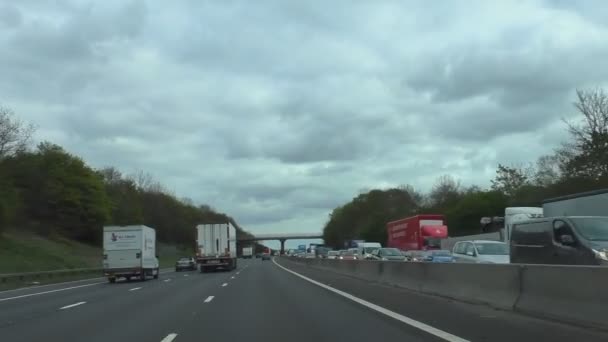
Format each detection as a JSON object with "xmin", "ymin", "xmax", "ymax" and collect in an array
[{"xmin": 2, "ymin": 0, "xmax": 608, "ymax": 247}]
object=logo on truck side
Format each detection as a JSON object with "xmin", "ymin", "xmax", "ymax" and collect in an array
[{"xmin": 111, "ymin": 233, "xmax": 118, "ymax": 242}]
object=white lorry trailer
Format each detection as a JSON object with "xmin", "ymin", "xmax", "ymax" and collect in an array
[
  {"xmin": 196, "ymin": 223, "xmax": 237, "ymax": 272},
  {"xmin": 103, "ymin": 225, "xmax": 159, "ymax": 283},
  {"xmin": 242, "ymin": 246, "xmax": 253, "ymax": 259},
  {"xmin": 543, "ymin": 189, "xmax": 608, "ymax": 217},
  {"xmin": 503, "ymin": 207, "xmax": 544, "ymax": 243}
]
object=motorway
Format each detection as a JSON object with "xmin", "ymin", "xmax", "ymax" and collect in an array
[{"xmin": 1, "ymin": 258, "xmax": 606, "ymax": 342}]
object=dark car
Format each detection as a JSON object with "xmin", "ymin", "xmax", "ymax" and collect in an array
[
  {"xmin": 369, "ymin": 248, "xmax": 406, "ymax": 261},
  {"xmin": 510, "ymin": 216, "xmax": 608, "ymax": 265},
  {"xmin": 175, "ymin": 257, "xmax": 196, "ymax": 271}
]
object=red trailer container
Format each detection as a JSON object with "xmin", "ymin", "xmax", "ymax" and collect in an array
[{"xmin": 387, "ymin": 215, "xmax": 448, "ymax": 251}]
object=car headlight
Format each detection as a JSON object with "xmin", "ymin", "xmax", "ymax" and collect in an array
[
  {"xmin": 593, "ymin": 249, "xmax": 608, "ymax": 261},
  {"xmin": 381, "ymin": 257, "xmax": 388, "ymax": 261}
]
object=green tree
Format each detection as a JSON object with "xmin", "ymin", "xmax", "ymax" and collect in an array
[
  {"xmin": 0, "ymin": 107, "xmax": 35, "ymax": 159},
  {"xmin": 323, "ymin": 188, "xmax": 419, "ymax": 248},
  {"xmin": 6, "ymin": 143, "xmax": 111, "ymax": 242},
  {"xmin": 445, "ymin": 190, "xmax": 508, "ymax": 236},
  {"xmin": 491, "ymin": 164, "xmax": 530, "ymax": 197}
]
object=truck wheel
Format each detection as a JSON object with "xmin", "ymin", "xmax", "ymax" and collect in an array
[
  {"xmin": 140, "ymin": 271, "xmax": 146, "ymax": 282},
  {"xmin": 153, "ymin": 268, "xmax": 159, "ymax": 279},
  {"xmin": 108, "ymin": 277, "xmax": 116, "ymax": 283},
  {"xmin": 126, "ymin": 276, "xmax": 132, "ymax": 282}
]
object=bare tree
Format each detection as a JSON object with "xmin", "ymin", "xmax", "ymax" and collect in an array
[
  {"xmin": 429, "ymin": 175, "xmax": 461, "ymax": 207},
  {"xmin": 560, "ymin": 88, "xmax": 608, "ymax": 179},
  {"xmin": 181, "ymin": 197, "xmax": 194, "ymax": 206},
  {"xmin": 534, "ymin": 155, "xmax": 561, "ymax": 186},
  {"xmin": 99, "ymin": 167, "xmax": 123, "ymax": 184},
  {"xmin": 128, "ymin": 170, "xmax": 155, "ymax": 191},
  {"xmin": 0, "ymin": 107, "xmax": 35, "ymax": 158},
  {"xmin": 398, "ymin": 184, "xmax": 424, "ymax": 207}
]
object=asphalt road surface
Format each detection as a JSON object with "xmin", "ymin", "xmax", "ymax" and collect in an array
[{"xmin": 0, "ymin": 258, "xmax": 606, "ymax": 342}]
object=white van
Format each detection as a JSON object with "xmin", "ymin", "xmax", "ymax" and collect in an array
[
  {"xmin": 357, "ymin": 242, "xmax": 382, "ymax": 259},
  {"xmin": 103, "ymin": 225, "xmax": 160, "ymax": 283}
]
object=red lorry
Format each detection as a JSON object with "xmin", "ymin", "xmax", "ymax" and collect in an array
[{"xmin": 387, "ymin": 214, "xmax": 448, "ymax": 251}]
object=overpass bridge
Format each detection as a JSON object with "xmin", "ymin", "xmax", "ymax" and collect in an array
[{"xmin": 238, "ymin": 232, "xmax": 323, "ymax": 254}]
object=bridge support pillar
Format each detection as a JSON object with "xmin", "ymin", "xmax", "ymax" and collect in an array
[{"xmin": 280, "ymin": 239, "xmax": 286, "ymax": 255}]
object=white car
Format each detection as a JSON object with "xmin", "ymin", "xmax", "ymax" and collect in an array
[
  {"xmin": 452, "ymin": 240, "xmax": 509, "ymax": 264},
  {"xmin": 327, "ymin": 251, "xmax": 340, "ymax": 260}
]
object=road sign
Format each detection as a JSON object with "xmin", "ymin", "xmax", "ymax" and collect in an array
[{"xmin": 298, "ymin": 244, "xmax": 306, "ymax": 251}]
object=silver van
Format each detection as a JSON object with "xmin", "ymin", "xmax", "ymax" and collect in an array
[{"xmin": 452, "ymin": 240, "xmax": 509, "ymax": 264}]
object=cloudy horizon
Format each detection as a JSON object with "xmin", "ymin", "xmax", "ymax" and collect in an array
[{"xmin": 2, "ymin": 0, "xmax": 607, "ymax": 247}]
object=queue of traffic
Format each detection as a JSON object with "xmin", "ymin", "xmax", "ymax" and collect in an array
[
  {"xmin": 288, "ymin": 188, "xmax": 608, "ymax": 266},
  {"xmin": 285, "ymin": 241, "xmax": 511, "ymax": 264}
]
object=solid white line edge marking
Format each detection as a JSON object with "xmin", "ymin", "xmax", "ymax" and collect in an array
[
  {"xmin": 0, "ymin": 283, "xmax": 101, "ymax": 302},
  {"xmin": 204, "ymin": 296, "xmax": 214, "ymax": 303},
  {"xmin": 160, "ymin": 333, "xmax": 178, "ymax": 342},
  {"xmin": 221, "ymin": 283, "xmax": 228, "ymax": 287},
  {"xmin": 129, "ymin": 287, "xmax": 142, "ymax": 291},
  {"xmin": 0, "ymin": 268, "xmax": 175, "ymax": 295},
  {"xmin": 272, "ymin": 258, "xmax": 471, "ymax": 342},
  {"xmin": 60, "ymin": 301, "xmax": 86, "ymax": 310}
]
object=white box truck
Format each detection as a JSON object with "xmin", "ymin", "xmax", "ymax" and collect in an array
[
  {"xmin": 543, "ymin": 189, "xmax": 608, "ymax": 217},
  {"xmin": 196, "ymin": 223, "xmax": 237, "ymax": 272},
  {"xmin": 242, "ymin": 246, "xmax": 253, "ymax": 259},
  {"xmin": 503, "ymin": 207, "xmax": 544, "ymax": 244},
  {"xmin": 103, "ymin": 225, "xmax": 159, "ymax": 283}
]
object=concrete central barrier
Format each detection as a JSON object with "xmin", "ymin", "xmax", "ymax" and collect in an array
[
  {"xmin": 282, "ymin": 257, "xmax": 608, "ymax": 330},
  {"xmin": 515, "ymin": 264, "xmax": 608, "ymax": 329},
  {"xmin": 421, "ymin": 263, "xmax": 520, "ymax": 310}
]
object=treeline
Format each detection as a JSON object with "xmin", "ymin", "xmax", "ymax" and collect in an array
[
  {"xmin": 0, "ymin": 107, "xmax": 255, "ymax": 248},
  {"xmin": 324, "ymin": 88, "xmax": 608, "ymax": 248}
]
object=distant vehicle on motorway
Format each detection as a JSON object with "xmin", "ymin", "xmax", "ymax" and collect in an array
[
  {"xmin": 368, "ymin": 248, "xmax": 406, "ymax": 261},
  {"xmin": 356, "ymin": 242, "xmax": 381, "ymax": 259},
  {"xmin": 510, "ymin": 216, "xmax": 608, "ymax": 266},
  {"xmin": 327, "ymin": 251, "xmax": 340, "ymax": 259},
  {"xmin": 387, "ymin": 215, "xmax": 448, "ymax": 251},
  {"xmin": 426, "ymin": 250, "xmax": 455, "ymax": 262},
  {"xmin": 406, "ymin": 250, "xmax": 454, "ymax": 262},
  {"xmin": 242, "ymin": 247, "xmax": 253, "ymax": 259},
  {"xmin": 255, "ymin": 253, "xmax": 262, "ymax": 258},
  {"xmin": 175, "ymin": 257, "xmax": 197, "ymax": 271},
  {"xmin": 196, "ymin": 223, "xmax": 237, "ymax": 272},
  {"xmin": 338, "ymin": 249, "xmax": 358, "ymax": 260},
  {"xmin": 261, "ymin": 253, "xmax": 271, "ymax": 261},
  {"xmin": 315, "ymin": 246, "xmax": 332, "ymax": 258},
  {"xmin": 452, "ymin": 240, "xmax": 509, "ymax": 264},
  {"xmin": 103, "ymin": 225, "xmax": 160, "ymax": 283}
]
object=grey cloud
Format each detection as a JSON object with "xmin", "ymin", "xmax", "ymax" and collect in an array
[
  {"xmin": 2, "ymin": 1, "xmax": 606, "ymax": 233},
  {"xmin": 0, "ymin": 4, "xmax": 22, "ymax": 28},
  {"xmin": 407, "ymin": 46, "xmax": 608, "ymax": 107}
]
